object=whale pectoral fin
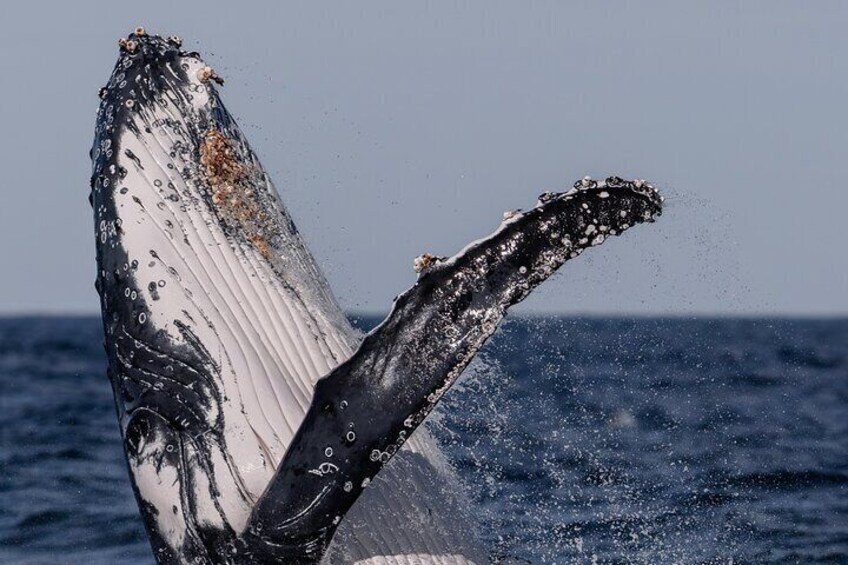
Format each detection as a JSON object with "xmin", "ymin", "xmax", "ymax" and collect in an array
[{"xmin": 243, "ymin": 178, "xmax": 663, "ymax": 560}]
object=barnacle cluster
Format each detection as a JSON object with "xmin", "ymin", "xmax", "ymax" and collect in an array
[
  {"xmin": 413, "ymin": 253, "xmax": 443, "ymax": 273},
  {"xmin": 200, "ymin": 128, "xmax": 244, "ymax": 187},
  {"xmin": 197, "ymin": 66, "xmax": 225, "ymax": 85},
  {"xmin": 199, "ymin": 128, "xmax": 272, "ymax": 257}
]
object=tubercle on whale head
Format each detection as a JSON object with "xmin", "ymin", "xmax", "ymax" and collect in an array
[
  {"xmin": 91, "ymin": 28, "xmax": 203, "ymax": 206},
  {"xmin": 97, "ymin": 27, "xmax": 217, "ymax": 107},
  {"xmin": 197, "ymin": 65, "xmax": 225, "ymax": 85},
  {"xmin": 117, "ymin": 26, "xmax": 186, "ymax": 48},
  {"xmin": 113, "ymin": 27, "xmax": 189, "ymax": 59}
]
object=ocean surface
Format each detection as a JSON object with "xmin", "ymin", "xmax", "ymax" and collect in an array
[{"xmin": 0, "ymin": 316, "xmax": 845, "ymax": 564}]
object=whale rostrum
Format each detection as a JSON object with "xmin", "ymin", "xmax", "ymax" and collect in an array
[{"xmin": 90, "ymin": 29, "xmax": 662, "ymax": 564}]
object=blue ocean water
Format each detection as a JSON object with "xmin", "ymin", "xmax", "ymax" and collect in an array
[{"xmin": 0, "ymin": 316, "xmax": 845, "ymax": 564}]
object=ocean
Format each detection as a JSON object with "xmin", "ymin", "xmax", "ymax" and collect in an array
[{"xmin": 0, "ymin": 316, "xmax": 845, "ymax": 564}]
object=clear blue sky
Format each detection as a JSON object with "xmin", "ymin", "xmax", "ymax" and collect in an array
[{"xmin": 0, "ymin": 1, "xmax": 845, "ymax": 315}]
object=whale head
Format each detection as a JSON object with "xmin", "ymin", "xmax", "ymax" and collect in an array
[{"xmin": 90, "ymin": 28, "xmax": 360, "ymax": 562}]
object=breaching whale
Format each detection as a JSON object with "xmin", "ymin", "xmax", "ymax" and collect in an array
[{"xmin": 89, "ymin": 29, "xmax": 662, "ymax": 564}]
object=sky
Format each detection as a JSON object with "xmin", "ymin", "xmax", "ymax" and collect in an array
[{"xmin": 0, "ymin": 1, "xmax": 845, "ymax": 316}]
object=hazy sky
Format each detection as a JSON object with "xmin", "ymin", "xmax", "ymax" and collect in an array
[{"xmin": 1, "ymin": 2, "xmax": 845, "ymax": 315}]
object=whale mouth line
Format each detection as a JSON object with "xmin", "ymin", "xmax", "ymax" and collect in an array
[{"xmin": 91, "ymin": 28, "xmax": 663, "ymax": 564}]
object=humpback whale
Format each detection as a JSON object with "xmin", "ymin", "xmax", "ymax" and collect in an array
[{"xmin": 89, "ymin": 29, "xmax": 662, "ymax": 564}]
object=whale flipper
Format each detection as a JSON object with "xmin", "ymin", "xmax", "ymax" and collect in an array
[
  {"xmin": 91, "ymin": 29, "xmax": 662, "ymax": 564},
  {"xmin": 246, "ymin": 180, "xmax": 662, "ymax": 559}
]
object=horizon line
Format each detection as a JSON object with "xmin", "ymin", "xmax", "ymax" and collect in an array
[{"xmin": 0, "ymin": 309, "xmax": 846, "ymax": 321}]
